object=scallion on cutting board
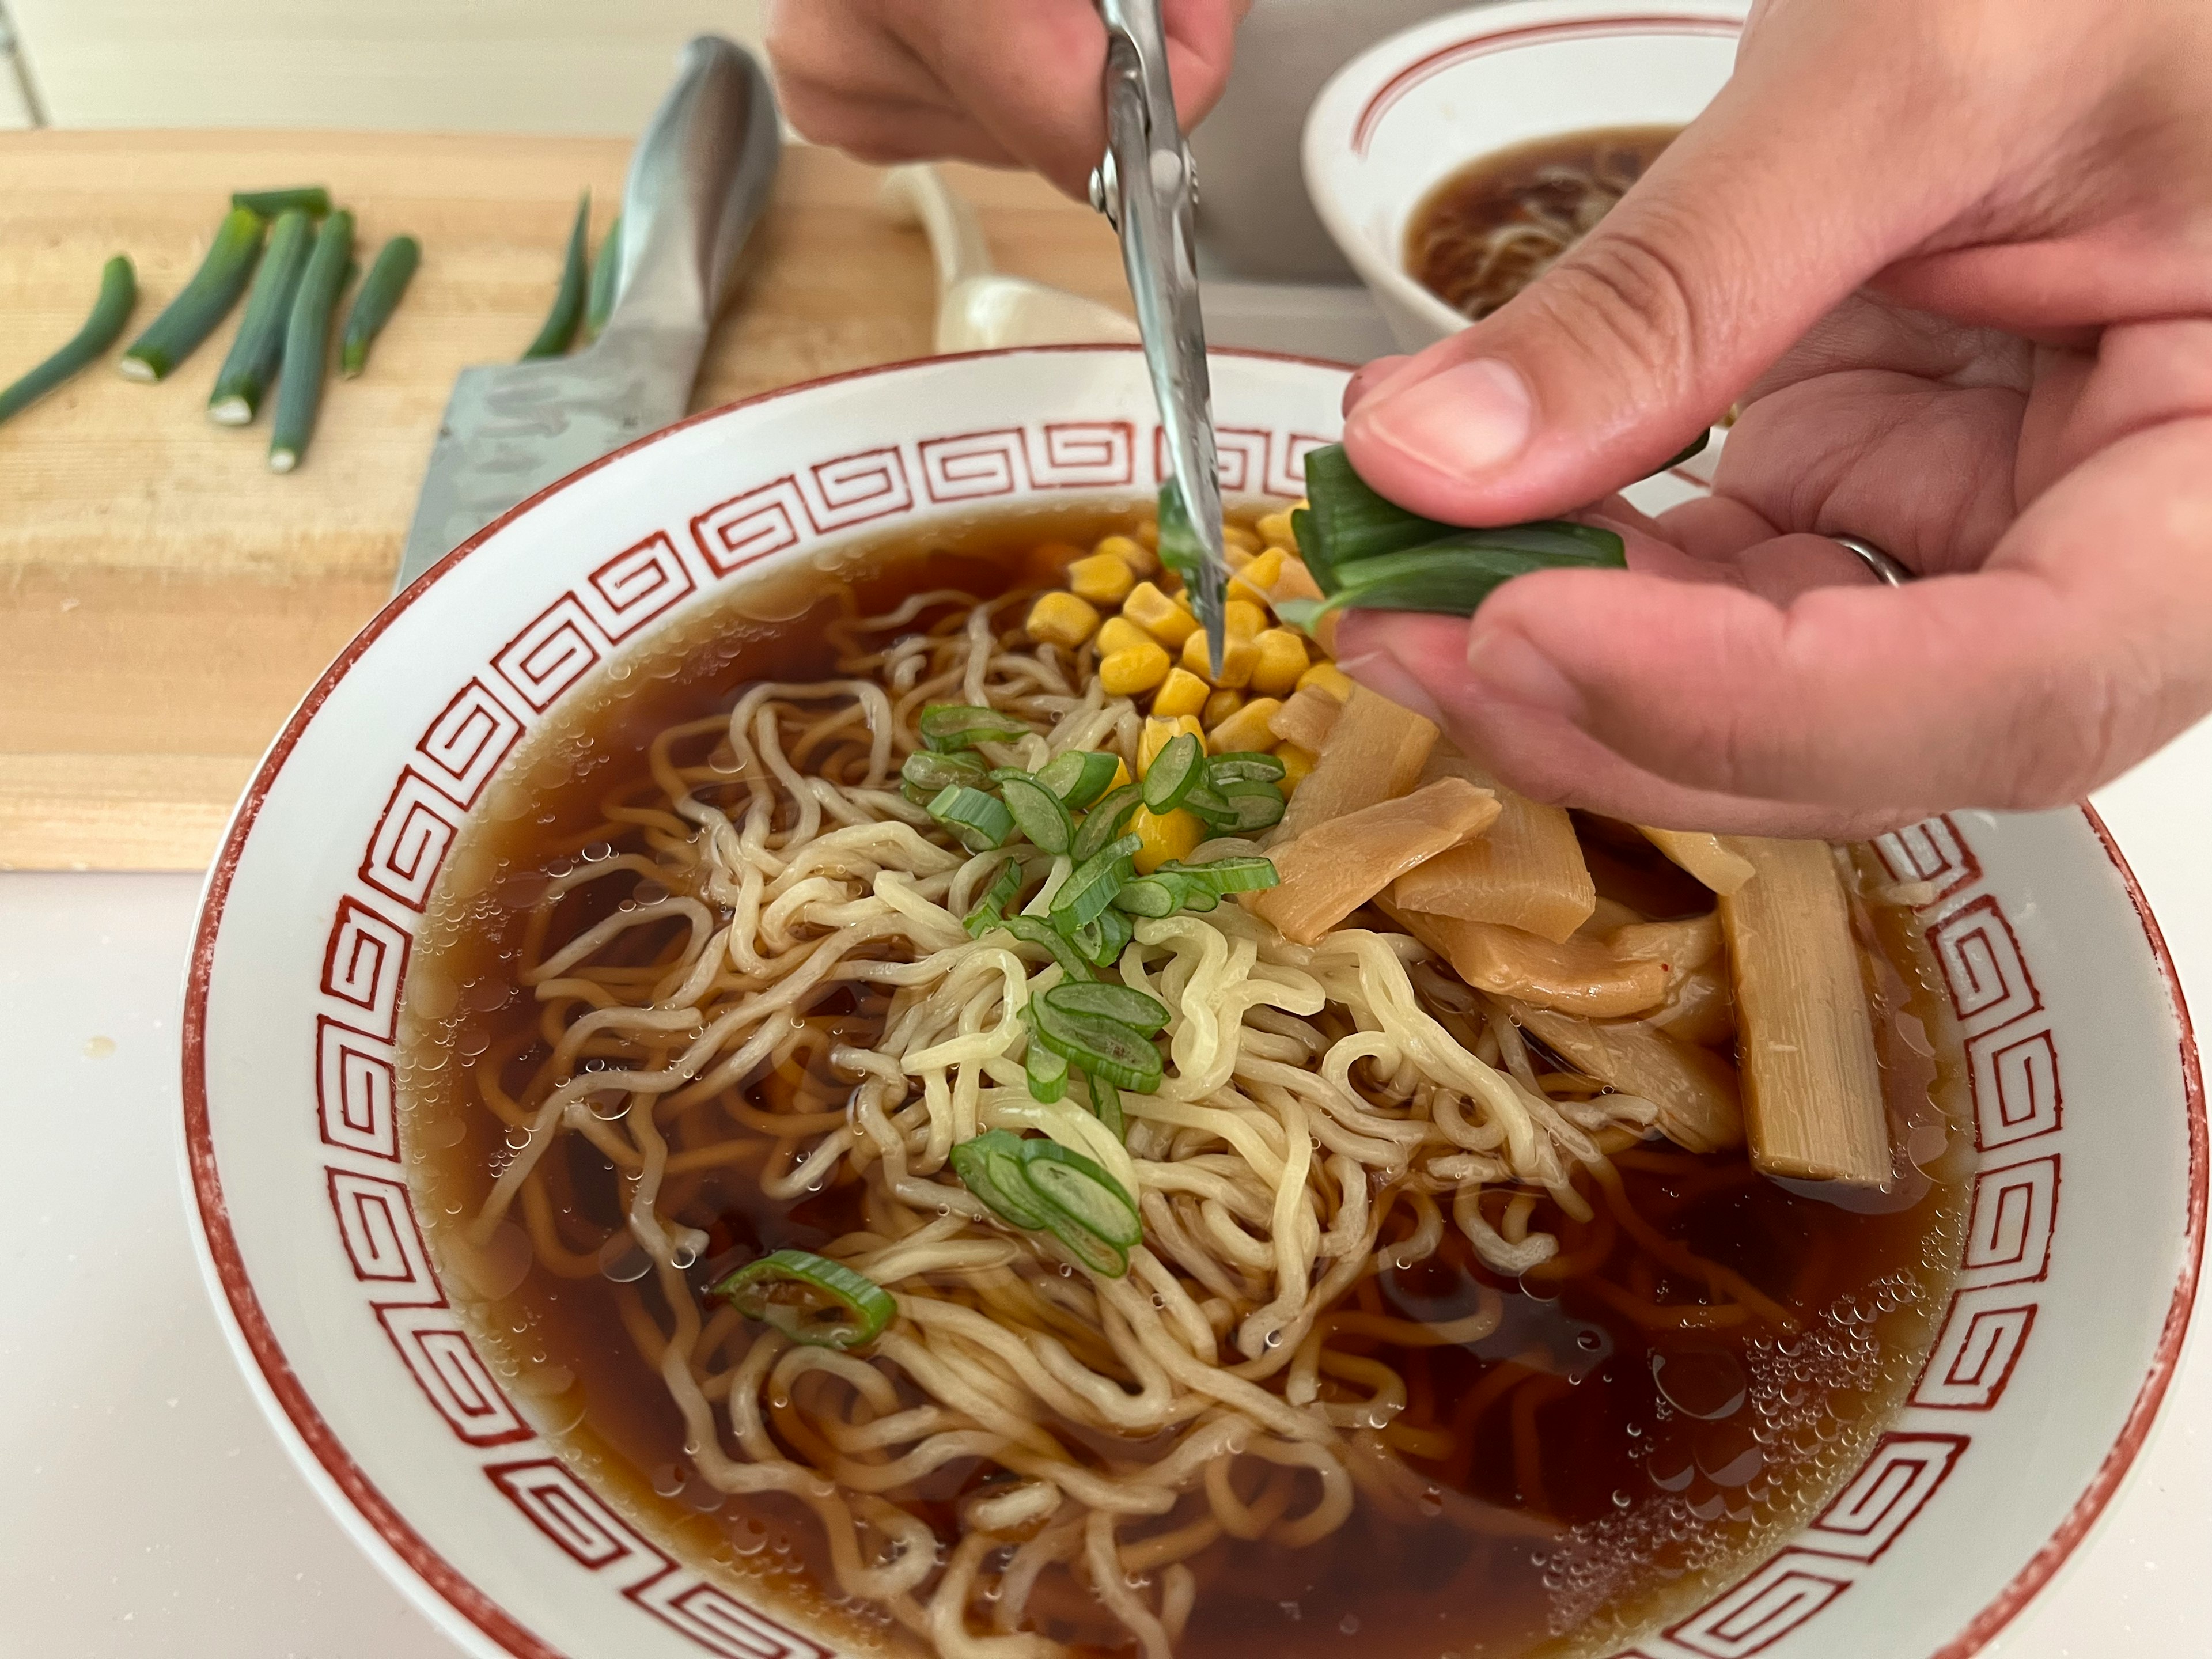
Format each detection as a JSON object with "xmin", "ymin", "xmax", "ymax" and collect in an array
[
  {"xmin": 0, "ymin": 256, "xmax": 137, "ymax": 426},
  {"xmin": 585, "ymin": 213, "xmax": 623, "ymax": 341},
  {"xmin": 269, "ymin": 210, "xmax": 356, "ymax": 472},
  {"xmin": 119, "ymin": 207, "xmax": 266, "ymax": 382},
  {"xmin": 521, "ymin": 191, "xmax": 592, "ymax": 360},
  {"xmin": 231, "ymin": 185, "xmax": 333, "ymax": 219},
  {"xmin": 339, "ymin": 236, "xmax": 421, "ymax": 377},
  {"xmin": 208, "ymin": 207, "xmax": 317, "ymax": 425}
]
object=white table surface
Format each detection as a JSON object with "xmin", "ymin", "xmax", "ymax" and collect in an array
[{"xmin": 5, "ymin": 728, "xmax": 2207, "ymax": 1658}]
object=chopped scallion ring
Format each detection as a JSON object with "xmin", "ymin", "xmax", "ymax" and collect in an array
[
  {"xmin": 1048, "ymin": 834, "xmax": 1140, "ymax": 933},
  {"xmin": 1028, "ymin": 996, "xmax": 1162, "ymax": 1093},
  {"xmin": 1112, "ymin": 876, "xmax": 1180, "ymax": 919},
  {"xmin": 1018, "ymin": 1138, "xmax": 1142, "ymax": 1248},
  {"xmin": 713, "ymin": 1248, "xmax": 895, "ymax": 1351},
  {"xmin": 1141, "ymin": 731, "xmax": 1205, "ymax": 813},
  {"xmin": 1159, "ymin": 855, "xmax": 1279, "ymax": 895},
  {"xmin": 1071, "ymin": 783, "xmax": 1143, "ymax": 862},
  {"xmin": 1080, "ymin": 1068, "xmax": 1125, "ymax": 1139},
  {"xmin": 950, "ymin": 1131, "xmax": 1054, "ymax": 1231},
  {"xmin": 1025, "ymin": 1034, "xmax": 1070, "ymax": 1103},
  {"xmin": 1090, "ymin": 904, "xmax": 1135, "ymax": 965},
  {"xmin": 919, "ymin": 703, "xmax": 1031, "ymax": 751},
  {"xmin": 903, "ymin": 749, "xmax": 988, "ymax": 796},
  {"xmin": 1001, "ymin": 917, "xmax": 1095, "ymax": 982},
  {"xmin": 1035, "ymin": 749, "xmax": 1120, "ymax": 810},
  {"xmin": 1000, "ymin": 775, "xmax": 1075, "ymax": 856},
  {"xmin": 1040, "ymin": 980, "xmax": 1169, "ymax": 1033},
  {"xmin": 1205, "ymin": 752, "xmax": 1286, "ymax": 785},
  {"xmin": 928, "ymin": 785, "xmax": 1014, "ymax": 853}
]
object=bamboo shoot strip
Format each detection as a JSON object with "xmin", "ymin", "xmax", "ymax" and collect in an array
[
  {"xmin": 1506, "ymin": 1000, "xmax": 1744, "ymax": 1154},
  {"xmin": 208, "ymin": 207, "xmax": 316, "ymax": 425},
  {"xmin": 1716, "ymin": 837, "xmax": 1891, "ymax": 1184},
  {"xmin": 119, "ymin": 207, "xmax": 266, "ymax": 381},
  {"xmin": 0, "ymin": 256, "xmax": 136, "ymax": 426},
  {"xmin": 268, "ymin": 211, "xmax": 356, "ymax": 474},
  {"xmin": 1389, "ymin": 751, "xmax": 1594, "ymax": 941},
  {"xmin": 521, "ymin": 192, "xmax": 592, "ymax": 359},
  {"xmin": 231, "ymin": 186, "xmax": 332, "ymax": 218},
  {"xmin": 1251, "ymin": 777, "xmax": 1497, "ymax": 946},
  {"xmin": 339, "ymin": 237, "xmax": 421, "ymax": 377},
  {"xmin": 1275, "ymin": 684, "xmax": 1437, "ymax": 839},
  {"xmin": 585, "ymin": 213, "xmax": 623, "ymax": 340},
  {"xmin": 1638, "ymin": 827, "xmax": 1757, "ymax": 896}
]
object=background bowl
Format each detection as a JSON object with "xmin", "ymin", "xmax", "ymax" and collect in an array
[
  {"xmin": 1304, "ymin": 0, "xmax": 1748, "ymax": 350},
  {"xmin": 184, "ymin": 346, "xmax": 2202, "ymax": 1659}
]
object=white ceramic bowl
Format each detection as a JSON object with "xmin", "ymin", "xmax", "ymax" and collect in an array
[
  {"xmin": 183, "ymin": 346, "xmax": 2203, "ymax": 1659},
  {"xmin": 1304, "ymin": 0, "xmax": 1748, "ymax": 350}
]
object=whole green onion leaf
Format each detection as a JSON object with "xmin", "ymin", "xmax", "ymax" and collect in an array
[
  {"xmin": 950, "ymin": 1130, "xmax": 1056, "ymax": 1231},
  {"xmin": 521, "ymin": 191, "xmax": 592, "ymax": 360},
  {"xmin": 1050, "ymin": 834, "xmax": 1140, "ymax": 933},
  {"xmin": 209, "ymin": 207, "xmax": 316, "ymax": 425},
  {"xmin": 339, "ymin": 236, "xmax": 421, "ymax": 377},
  {"xmin": 1001, "ymin": 918, "xmax": 1095, "ymax": 982},
  {"xmin": 1001, "ymin": 775, "xmax": 1074, "ymax": 856},
  {"xmin": 920, "ymin": 703, "xmax": 1031, "ymax": 751},
  {"xmin": 120, "ymin": 207, "xmax": 266, "ymax": 381},
  {"xmin": 928, "ymin": 784, "xmax": 1013, "ymax": 853},
  {"xmin": 1041, "ymin": 980, "xmax": 1169, "ymax": 1033},
  {"xmin": 1028, "ymin": 995, "xmax": 1162, "ymax": 1093},
  {"xmin": 1035, "ymin": 749, "xmax": 1120, "ymax": 810},
  {"xmin": 268, "ymin": 210, "xmax": 355, "ymax": 473},
  {"xmin": 1141, "ymin": 732, "xmax": 1205, "ymax": 813},
  {"xmin": 1071, "ymin": 783, "xmax": 1144, "ymax": 862},
  {"xmin": 1019, "ymin": 1138, "xmax": 1142, "ymax": 1248},
  {"xmin": 713, "ymin": 1248, "xmax": 894, "ymax": 1350},
  {"xmin": 1206, "ymin": 752, "xmax": 1286, "ymax": 785},
  {"xmin": 232, "ymin": 185, "xmax": 332, "ymax": 218},
  {"xmin": 0, "ymin": 256, "xmax": 136, "ymax": 426},
  {"xmin": 585, "ymin": 212, "xmax": 623, "ymax": 341}
]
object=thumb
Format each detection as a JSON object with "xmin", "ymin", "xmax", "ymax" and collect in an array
[{"xmin": 1341, "ymin": 17, "xmax": 1987, "ymax": 523}]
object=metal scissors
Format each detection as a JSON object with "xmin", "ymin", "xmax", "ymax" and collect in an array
[{"xmin": 1090, "ymin": 0, "xmax": 1229, "ymax": 668}]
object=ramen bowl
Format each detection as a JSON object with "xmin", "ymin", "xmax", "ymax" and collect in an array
[
  {"xmin": 1304, "ymin": 0, "xmax": 1747, "ymax": 350},
  {"xmin": 183, "ymin": 346, "xmax": 2202, "ymax": 1659}
]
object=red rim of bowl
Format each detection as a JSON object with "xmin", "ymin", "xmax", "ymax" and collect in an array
[{"xmin": 179, "ymin": 343, "xmax": 2207, "ymax": 1659}]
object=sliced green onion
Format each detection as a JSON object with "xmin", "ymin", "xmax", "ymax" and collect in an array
[
  {"xmin": 585, "ymin": 212, "xmax": 622, "ymax": 341},
  {"xmin": 1028, "ymin": 995, "xmax": 1162, "ymax": 1093},
  {"xmin": 1041, "ymin": 980, "xmax": 1169, "ymax": 1033},
  {"xmin": 1141, "ymin": 731, "xmax": 1205, "ymax": 813},
  {"xmin": 1206, "ymin": 751, "xmax": 1286, "ymax": 785},
  {"xmin": 268, "ymin": 210, "xmax": 355, "ymax": 472},
  {"xmin": 1177, "ymin": 782, "xmax": 1239, "ymax": 830},
  {"xmin": 1214, "ymin": 781, "xmax": 1287, "ymax": 833},
  {"xmin": 1090, "ymin": 904, "xmax": 1135, "ymax": 965},
  {"xmin": 950, "ymin": 1131, "xmax": 1055, "ymax": 1230},
  {"xmin": 1050, "ymin": 834, "xmax": 1140, "ymax": 933},
  {"xmin": 713, "ymin": 1248, "xmax": 894, "ymax": 1351},
  {"xmin": 0, "ymin": 255, "xmax": 135, "ymax": 426},
  {"xmin": 339, "ymin": 236, "xmax": 421, "ymax": 377},
  {"xmin": 1160, "ymin": 855, "xmax": 1279, "ymax": 896},
  {"xmin": 232, "ymin": 186, "xmax": 332, "ymax": 218},
  {"xmin": 121, "ymin": 206, "xmax": 266, "ymax": 382},
  {"xmin": 1025, "ymin": 1034, "xmax": 1070, "ymax": 1103},
  {"xmin": 1001, "ymin": 917, "xmax": 1095, "ymax": 982},
  {"xmin": 1019, "ymin": 1138, "xmax": 1141, "ymax": 1248},
  {"xmin": 521, "ymin": 191, "xmax": 591, "ymax": 359},
  {"xmin": 928, "ymin": 785, "xmax": 1013, "ymax": 853},
  {"xmin": 209, "ymin": 207, "xmax": 316, "ymax": 425},
  {"xmin": 1072, "ymin": 784, "xmax": 1143, "ymax": 862},
  {"xmin": 920, "ymin": 703, "xmax": 1031, "ymax": 752},
  {"xmin": 1160, "ymin": 872, "xmax": 1219, "ymax": 912},
  {"xmin": 1113, "ymin": 877, "xmax": 1179, "ymax": 919},
  {"xmin": 1001, "ymin": 775, "xmax": 1074, "ymax": 856},
  {"xmin": 903, "ymin": 748, "xmax": 989, "ymax": 796},
  {"xmin": 1080, "ymin": 1069, "xmax": 1126, "ymax": 1140},
  {"xmin": 1156, "ymin": 478, "xmax": 1207, "ymax": 590},
  {"xmin": 1036, "ymin": 749, "xmax": 1120, "ymax": 810},
  {"xmin": 963, "ymin": 857, "xmax": 1026, "ymax": 936}
]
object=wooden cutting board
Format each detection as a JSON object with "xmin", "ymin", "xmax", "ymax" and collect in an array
[{"xmin": 0, "ymin": 131, "xmax": 1130, "ymax": 870}]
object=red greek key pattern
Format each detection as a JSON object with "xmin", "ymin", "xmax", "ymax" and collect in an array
[
  {"xmin": 919, "ymin": 429, "xmax": 1025, "ymax": 502},
  {"xmin": 691, "ymin": 476, "xmax": 809, "ymax": 577},
  {"xmin": 1928, "ymin": 893, "xmax": 2043, "ymax": 1033},
  {"xmin": 1961, "ymin": 1154, "xmax": 2059, "ymax": 1289},
  {"xmin": 1029, "ymin": 420, "xmax": 1133, "ymax": 487},
  {"xmin": 377, "ymin": 1306, "xmax": 532, "ymax": 1447},
  {"xmin": 316, "ymin": 1017, "xmax": 397, "ymax": 1162},
  {"xmin": 486, "ymin": 1459, "xmax": 665, "ymax": 1572},
  {"xmin": 627, "ymin": 1575, "xmax": 835, "ymax": 1659},
  {"xmin": 326, "ymin": 1168, "xmax": 440, "ymax": 1303},
  {"xmin": 801, "ymin": 447, "xmax": 912, "ymax": 529},
  {"xmin": 1971, "ymin": 1024, "xmax": 2062, "ymax": 1150},
  {"xmin": 494, "ymin": 594, "xmax": 604, "ymax": 714},
  {"xmin": 320, "ymin": 896, "xmax": 411, "ymax": 1040},
  {"xmin": 413, "ymin": 678, "xmax": 524, "ymax": 809},
  {"xmin": 359, "ymin": 770, "xmax": 463, "ymax": 913},
  {"xmin": 1913, "ymin": 1289, "xmax": 2039, "ymax": 1410},
  {"xmin": 1872, "ymin": 814, "xmax": 1982, "ymax": 907},
  {"xmin": 1665, "ymin": 1552, "xmax": 1853, "ymax": 1657},
  {"xmin": 584, "ymin": 531, "xmax": 697, "ymax": 641},
  {"xmin": 1798, "ymin": 1433, "xmax": 1969, "ymax": 1563}
]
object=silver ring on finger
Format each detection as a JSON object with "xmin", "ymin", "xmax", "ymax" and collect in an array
[{"xmin": 1830, "ymin": 533, "xmax": 1914, "ymax": 587}]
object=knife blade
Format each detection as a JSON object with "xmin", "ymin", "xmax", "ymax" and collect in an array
[{"xmin": 393, "ymin": 36, "xmax": 781, "ymax": 593}]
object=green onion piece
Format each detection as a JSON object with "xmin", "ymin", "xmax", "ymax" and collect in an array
[
  {"xmin": 1160, "ymin": 872, "xmax": 1219, "ymax": 912},
  {"xmin": 0, "ymin": 255, "xmax": 136, "ymax": 426},
  {"xmin": 962, "ymin": 857, "xmax": 1026, "ymax": 936},
  {"xmin": 1035, "ymin": 749, "xmax": 1120, "ymax": 810},
  {"xmin": 1290, "ymin": 537, "xmax": 1627, "ymax": 623},
  {"xmin": 1001, "ymin": 917, "xmax": 1095, "ymax": 982},
  {"xmin": 267, "ymin": 210, "xmax": 355, "ymax": 473},
  {"xmin": 1156, "ymin": 478, "xmax": 1206, "ymax": 590},
  {"xmin": 1090, "ymin": 904, "xmax": 1135, "ymax": 965},
  {"xmin": 339, "ymin": 236, "xmax": 421, "ymax": 377},
  {"xmin": 232, "ymin": 186, "xmax": 332, "ymax": 218},
  {"xmin": 919, "ymin": 703, "xmax": 1032, "ymax": 751},
  {"xmin": 120, "ymin": 206, "xmax": 266, "ymax": 382},
  {"xmin": 1080, "ymin": 1069, "xmax": 1126, "ymax": 1139},
  {"xmin": 903, "ymin": 749, "xmax": 989, "ymax": 796},
  {"xmin": 208, "ymin": 207, "xmax": 316, "ymax": 425},
  {"xmin": 521, "ymin": 191, "xmax": 592, "ymax": 359},
  {"xmin": 1141, "ymin": 731, "xmax": 1205, "ymax": 813},
  {"xmin": 950, "ymin": 1130, "xmax": 1056, "ymax": 1230},
  {"xmin": 1177, "ymin": 782, "xmax": 1240, "ymax": 830},
  {"xmin": 1160, "ymin": 855, "xmax": 1279, "ymax": 896},
  {"xmin": 713, "ymin": 1248, "xmax": 895, "ymax": 1351},
  {"xmin": 1213, "ymin": 779, "xmax": 1287, "ymax": 833},
  {"xmin": 1042, "ymin": 980, "xmax": 1169, "ymax": 1033},
  {"xmin": 1296, "ymin": 444, "xmax": 1440, "ymax": 590},
  {"xmin": 928, "ymin": 785, "xmax": 1014, "ymax": 853},
  {"xmin": 1112, "ymin": 876, "xmax": 1180, "ymax": 919},
  {"xmin": 1049, "ymin": 834, "xmax": 1139, "ymax": 933},
  {"xmin": 1025, "ymin": 1033, "xmax": 1070, "ymax": 1103},
  {"xmin": 1071, "ymin": 783, "xmax": 1143, "ymax": 862},
  {"xmin": 1028, "ymin": 995, "xmax": 1162, "ymax": 1093},
  {"xmin": 1019, "ymin": 1138, "xmax": 1141, "ymax": 1248},
  {"xmin": 1001, "ymin": 775, "xmax": 1074, "ymax": 857},
  {"xmin": 585, "ymin": 212, "xmax": 622, "ymax": 342},
  {"xmin": 1206, "ymin": 751, "xmax": 1286, "ymax": 785}
]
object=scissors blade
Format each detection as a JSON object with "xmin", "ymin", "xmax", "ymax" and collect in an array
[{"xmin": 1095, "ymin": 0, "xmax": 1228, "ymax": 668}]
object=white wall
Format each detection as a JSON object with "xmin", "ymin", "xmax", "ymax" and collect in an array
[{"xmin": 4, "ymin": 0, "xmax": 768, "ymax": 132}]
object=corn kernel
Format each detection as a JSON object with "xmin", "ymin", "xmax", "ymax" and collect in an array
[
  {"xmin": 1135, "ymin": 520, "xmax": 1161, "ymax": 550},
  {"xmin": 1202, "ymin": 688, "xmax": 1244, "ymax": 729},
  {"xmin": 1149, "ymin": 668, "xmax": 1210, "ymax": 721},
  {"xmin": 1208, "ymin": 697, "xmax": 1283, "ymax": 755},
  {"xmin": 1110, "ymin": 756, "xmax": 1132, "ymax": 790},
  {"xmin": 1240, "ymin": 547, "xmax": 1286, "ymax": 596},
  {"xmin": 1027, "ymin": 589, "xmax": 1100, "ymax": 649},
  {"xmin": 1067, "ymin": 552, "xmax": 1137, "ymax": 607},
  {"xmin": 1225, "ymin": 575, "xmax": 1267, "ymax": 609},
  {"xmin": 1130, "ymin": 805, "xmax": 1206, "ymax": 873},
  {"xmin": 1275, "ymin": 741, "xmax": 1318, "ymax": 792},
  {"xmin": 1296, "ymin": 661, "xmax": 1354, "ymax": 700},
  {"xmin": 1256, "ymin": 510, "xmax": 1297, "ymax": 550},
  {"xmin": 1181, "ymin": 627, "xmax": 1259, "ymax": 690},
  {"xmin": 1099, "ymin": 641, "xmax": 1172, "ymax": 697},
  {"xmin": 1223, "ymin": 523, "xmax": 1261, "ymax": 554},
  {"xmin": 1094, "ymin": 532, "xmax": 1157, "ymax": 579},
  {"xmin": 1224, "ymin": 598, "xmax": 1268, "ymax": 638},
  {"xmin": 1124, "ymin": 581, "xmax": 1199, "ymax": 647},
  {"xmin": 1139, "ymin": 714, "xmax": 1207, "ymax": 775},
  {"xmin": 1249, "ymin": 627, "xmax": 1310, "ymax": 696},
  {"xmin": 1097, "ymin": 615, "xmax": 1151, "ymax": 658}
]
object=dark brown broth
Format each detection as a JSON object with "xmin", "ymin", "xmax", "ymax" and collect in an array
[{"xmin": 402, "ymin": 508, "xmax": 1968, "ymax": 1659}]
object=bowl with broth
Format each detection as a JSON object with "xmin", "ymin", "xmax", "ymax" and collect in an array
[
  {"xmin": 1304, "ymin": 1, "xmax": 1742, "ymax": 349},
  {"xmin": 184, "ymin": 345, "xmax": 2202, "ymax": 1659}
]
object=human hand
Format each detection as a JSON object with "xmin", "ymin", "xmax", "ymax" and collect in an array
[
  {"xmin": 1334, "ymin": 0, "xmax": 2212, "ymax": 836},
  {"xmin": 764, "ymin": 0, "xmax": 1248, "ymax": 198}
]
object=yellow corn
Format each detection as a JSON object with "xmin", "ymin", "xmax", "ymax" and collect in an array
[
  {"xmin": 1224, "ymin": 542, "xmax": 1255, "ymax": 571},
  {"xmin": 1249, "ymin": 627, "xmax": 1310, "ymax": 696},
  {"xmin": 1130, "ymin": 805, "xmax": 1206, "ymax": 873},
  {"xmin": 1296, "ymin": 660, "xmax": 1354, "ymax": 700},
  {"xmin": 1124, "ymin": 581, "xmax": 1199, "ymax": 647},
  {"xmin": 1100, "ymin": 641, "xmax": 1172, "ymax": 696},
  {"xmin": 1138, "ymin": 713, "xmax": 1207, "ymax": 775},
  {"xmin": 1256, "ymin": 509, "xmax": 1297, "ymax": 550},
  {"xmin": 1224, "ymin": 598, "xmax": 1268, "ymax": 638},
  {"xmin": 1207, "ymin": 697, "xmax": 1283, "ymax": 755},
  {"xmin": 1097, "ymin": 615, "xmax": 1152, "ymax": 658},
  {"xmin": 1135, "ymin": 520, "xmax": 1160, "ymax": 551},
  {"xmin": 1223, "ymin": 523, "xmax": 1261, "ymax": 554},
  {"xmin": 1201, "ymin": 687, "xmax": 1244, "ymax": 729},
  {"xmin": 1095, "ymin": 532, "xmax": 1157, "ymax": 579},
  {"xmin": 1181, "ymin": 627, "xmax": 1259, "ymax": 690},
  {"xmin": 1027, "ymin": 589, "xmax": 1100, "ymax": 649},
  {"xmin": 1067, "ymin": 551, "xmax": 1137, "ymax": 607},
  {"xmin": 1238, "ymin": 547, "xmax": 1286, "ymax": 597},
  {"xmin": 1150, "ymin": 666, "xmax": 1210, "ymax": 719},
  {"xmin": 1275, "ymin": 741, "xmax": 1317, "ymax": 792},
  {"xmin": 1109, "ymin": 756, "xmax": 1132, "ymax": 790}
]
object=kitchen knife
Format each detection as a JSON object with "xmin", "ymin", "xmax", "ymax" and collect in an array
[{"xmin": 392, "ymin": 36, "xmax": 781, "ymax": 593}]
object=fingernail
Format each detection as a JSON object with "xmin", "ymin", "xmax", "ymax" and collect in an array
[
  {"xmin": 1353, "ymin": 357, "xmax": 1533, "ymax": 475},
  {"xmin": 1335, "ymin": 646, "xmax": 1446, "ymax": 727},
  {"xmin": 1464, "ymin": 627, "xmax": 1584, "ymax": 722}
]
